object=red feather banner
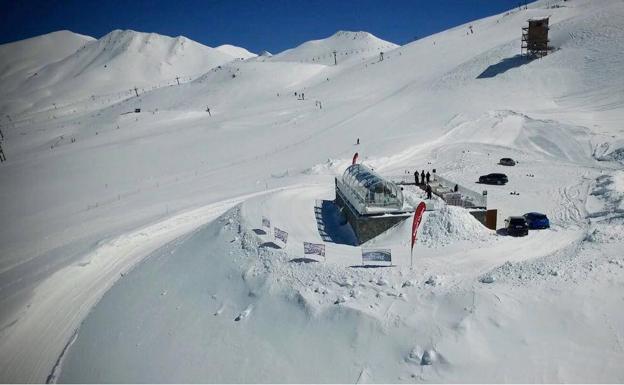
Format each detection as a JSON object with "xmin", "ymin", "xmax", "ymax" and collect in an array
[{"xmin": 410, "ymin": 201, "xmax": 427, "ymax": 267}]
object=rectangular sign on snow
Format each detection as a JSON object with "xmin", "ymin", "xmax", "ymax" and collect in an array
[
  {"xmin": 362, "ymin": 248, "xmax": 392, "ymax": 264},
  {"xmin": 262, "ymin": 217, "xmax": 270, "ymax": 228},
  {"xmin": 304, "ymin": 242, "xmax": 325, "ymax": 257},
  {"xmin": 274, "ymin": 227, "xmax": 288, "ymax": 244}
]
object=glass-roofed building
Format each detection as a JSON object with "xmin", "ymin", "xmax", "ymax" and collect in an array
[
  {"xmin": 338, "ymin": 164, "xmax": 405, "ymax": 215},
  {"xmin": 335, "ymin": 164, "xmax": 411, "ymax": 244}
]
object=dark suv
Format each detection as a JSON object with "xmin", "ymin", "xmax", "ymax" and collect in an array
[
  {"xmin": 504, "ymin": 216, "xmax": 529, "ymax": 236},
  {"xmin": 499, "ymin": 158, "xmax": 516, "ymax": 166},
  {"xmin": 478, "ymin": 173, "xmax": 508, "ymax": 185}
]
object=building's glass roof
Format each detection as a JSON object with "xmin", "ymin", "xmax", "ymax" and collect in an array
[{"xmin": 339, "ymin": 164, "xmax": 404, "ymax": 213}]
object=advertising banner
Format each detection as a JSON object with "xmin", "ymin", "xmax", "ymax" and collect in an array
[
  {"xmin": 274, "ymin": 227, "xmax": 288, "ymax": 244},
  {"xmin": 362, "ymin": 248, "xmax": 392, "ymax": 264},
  {"xmin": 303, "ymin": 242, "xmax": 326, "ymax": 257},
  {"xmin": 411, "ymin": 202, "xmax": 426, "ymax": 253},
  {"xmin": 410, "ymin": 201, "xmax": 427, "ymax": 268}
]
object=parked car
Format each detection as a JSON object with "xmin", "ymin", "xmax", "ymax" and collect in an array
[
  {"xmin": 499, "ymin": 157, "xmax": 516, "ymax": 166},
  {"xmin": 504, "ymin": 216, "xmax": 529, "ymax": 236},
  {"xmin": 478, "ymin": 173, "xmax": 508, "ymax": 185},
  {"xmin": 523, "ymin": 212, "xmax": 550, "ymax": 229}
]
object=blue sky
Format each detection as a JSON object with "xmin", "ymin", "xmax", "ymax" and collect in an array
[{"xmin": 1, "ymin": 0, "xmax": 527, "ymax": 52}]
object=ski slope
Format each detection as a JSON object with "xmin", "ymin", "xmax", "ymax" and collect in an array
[{"xmin": 1, "ymin": 0, "xmax": 624, "ymax": 382}]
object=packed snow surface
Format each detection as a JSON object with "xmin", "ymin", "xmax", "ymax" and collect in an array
[{"xmin": 1, "ymin": 0, "xmax": 624, "ymax": 382}]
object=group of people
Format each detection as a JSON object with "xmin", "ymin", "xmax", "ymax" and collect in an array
[
  {"xmin": 414, "ymin": 169, "xmax": 432, "ymax": 185},
  {"xmin": 414, "ymin": 169, "xmax": 433, "ymax": 199}
]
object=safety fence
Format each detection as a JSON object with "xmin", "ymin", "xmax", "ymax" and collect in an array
[
  {"xmin": 433, "ymin": 175, "xmax": 487, "ymax": 209},
  {"xmin": 386, "ymin": 173, "xmax": 487, "ymax": 209}
]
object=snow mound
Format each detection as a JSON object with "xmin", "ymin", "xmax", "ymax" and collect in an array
[
  {"xmin": 599, "ymin": 147, "xmax": 624, "ymax": 164},
  {"xmin": 418, "ymin": 205, "xmax": 492, "ymax": 247},
  {"xmin": 585, "ymin": 223, "xmax": 624, "ymax": 243},
  {"xmin": 364, "ymin": 204, "xmax": 491, "ymax": 249},
  {"xmin": 443, "ymin": 110, "xmax": 592, "ymax": 163}
]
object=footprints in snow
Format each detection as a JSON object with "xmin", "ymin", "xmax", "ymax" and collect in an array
[
  {"xmin": 405, "ymin": 345, "xmax": 439, "ymax": 366},
  {"xmin": 209, "ymin": 296, "xmax": 253, "ymax": 322},
  {"xmin": 234, "ymin": 305, "xmax": 253, "ymax": 321}
]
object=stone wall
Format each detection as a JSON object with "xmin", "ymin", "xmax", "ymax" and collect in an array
[{"xmin": 336, "ymin": 187, "xmax": 410, "ymax": 245}]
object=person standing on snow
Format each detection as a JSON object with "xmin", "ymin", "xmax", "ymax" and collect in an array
[
  {"xmin": 426, "ymin": 171, "xmax": 431, "ymax": 183},
  {"xmin": 426, "ymin": 184, "xmax": 432, "ymax": 199},
  {"xmin": 420, "ymin": 170, "xmax": 425, "ymax": 185},
  {"xmin": 414, "ymin": 171, "xmax": 419, "ymax": 185}
]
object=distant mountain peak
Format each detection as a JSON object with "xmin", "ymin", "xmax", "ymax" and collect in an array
[
  {"xmin": 331, "ymin": 30, "xmax": 375, "ymax": 40},
  {"xmin": 269, "ymin": 30, "xmax": 398, "ymax": 64},
  {"xmin": 215, "ymin": 44, "xmax": 257, "ymax": 59}
]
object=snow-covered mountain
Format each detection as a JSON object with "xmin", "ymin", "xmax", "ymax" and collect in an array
[
  {"xmin": 0, "ymin": 30, "xmax": 250, "ymax": 115},
  {"xmin": 215, "ymin": 44, "xmax": 257, "ymax": 59},
  {"xmin": 1, "ymin": 0, "xmax": 624, "ymax": 383},
  {"xmin": 268, "ymin": 30, "xmax": 398, "ymax": 65},
  {"xmin": 0, "ymin": 30, "xmax": 95, "ymax": 90}
]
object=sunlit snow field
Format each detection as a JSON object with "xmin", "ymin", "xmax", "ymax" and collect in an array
[{"xmin": 1, "ymin": 0, "xmax": 623, "ymax": 382}]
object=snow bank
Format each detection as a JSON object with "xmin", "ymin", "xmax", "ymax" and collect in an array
[{"xmin": 419, "ymin": 205, "xmax": 492, "ymax": 247}]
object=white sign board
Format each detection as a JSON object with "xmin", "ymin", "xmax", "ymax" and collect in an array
[
  {"xmin": 362, "ymin": 248, "xmax": 392, "ymax": 265},
  {"xmin": 303, "ymin": 242, "xmax": 325, "ymax": 258}
]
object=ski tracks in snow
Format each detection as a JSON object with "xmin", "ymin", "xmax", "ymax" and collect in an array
[{"xmin": 552, "ymin": 173, "xmax": 592, "ymax": 228}]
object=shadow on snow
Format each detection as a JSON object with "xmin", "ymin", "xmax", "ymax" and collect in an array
[
  {"xmin": 314, "ymin": 200, "xmax": 358, "ymax": 246},
  {"xmin": 477, "ymin": 55, "xmax": 533, "ymax": 79}
]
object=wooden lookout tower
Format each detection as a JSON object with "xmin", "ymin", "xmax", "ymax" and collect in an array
[{"xmin": 522, "ymin": 17, "xmax": 550, "ymax": 58}]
